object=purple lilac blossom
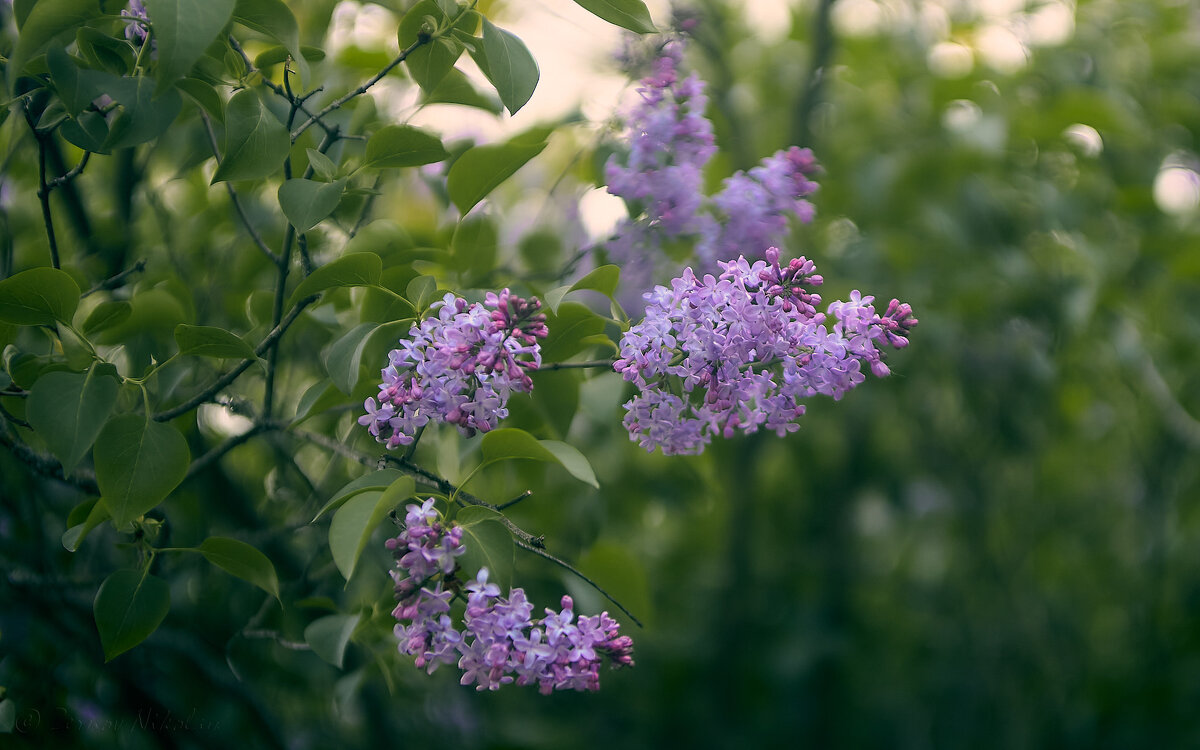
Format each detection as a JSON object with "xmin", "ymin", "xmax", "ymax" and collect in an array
[
  {"xmin": 698, "ymin": 146, "xmax": 822, "ymax": 266},
  {"xmin": 122, "ymin": 0, "xmax": 150, "ymax": 43},
  {"xmin": 603, "ymin": 40, "xmax": 716, "ymax": 308},
  {"xmin": 388, "ymin": 500, "xmax": 634, "ymax": 692},
  {"xmin": 613, "ymin": 247, "xmax": 918, "ymax": 455},
  {"xmin": 359, "ymin": 289, "xmax": 547, "ymax": 447},
  {"xmin": 601, "ymin": 41, "xmax": 823, "ymax": 308}
]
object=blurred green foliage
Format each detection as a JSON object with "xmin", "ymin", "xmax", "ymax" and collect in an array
[{"xmin": 3, "ymin": 0, "xmax": 1200, "ymax": 748}]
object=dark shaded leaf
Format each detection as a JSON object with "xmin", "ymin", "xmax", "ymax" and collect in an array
[
  {"xmin": 211, "ymin": 88, "xmax": 290, "ymax": 183},
  {"xmin": 95, "ymin": 415, "xmax": 190, "ymax": 526},
  {"xmin": 93, "ymin": 568, "xmax": 170, "ymax": 661},
  {"xmin": 199, "ymin": 537, "xmax": 281, "ymax": 600}
]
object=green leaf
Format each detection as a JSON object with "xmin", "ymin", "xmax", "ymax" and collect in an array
[
  {"xmin": 198, "ymin": 536, "xmax": 281, "ymax": 601},
  {"xmin": 82, "ymin": 300, "xmax": 132, "ymax": 336},
  {"xmin": 46, "ymin": 46, "xmax": 103, "ymax": 116},
  {"xmin": 145, "ymin": 0, "xmax": 236, "ymax": 92},
  {"xmin": 450, "ymin": 214, "xmax": 497, "ymax": 284},
  {"xmin": 361, "ymin": 125, "xmax": 448, "ymax": 170},
  {"xmin": 304, "ymin": 613, "xmax": 360, "ymax": 668},
  {"xmin": 405, "ymin": 275, "xmax": 438, "ymax": 311},
  {"xmin": 93, "ymin": 568, "xmax": 171, "ymax": 661},
  {"xmin": 60, "ymin": 110, "xmax": 110, "ymax": 153},
  {"xmin": 540, "ymin": 302, "xmax": 606, "ymax": 362},
  {"xmin": 480, "ymin": 426, "xmax": 599, "ymax": 486},
  {"xmin": 233, "ymin": 0, "xmax": 308, "ymax": 83},
  {"xmin": 292, "ymin": 380, "xmax": 346, "ymax": 425},
  {"xmin": 75, "ymin": 26, "xmax": 134, "ymax": 75},
  {"xmin": 27, "ymin": 363, "xmax": 120, "ymax": 473},
  {"xmin": 211, "ymin": 88, "xmax": 290, "ymax": 184},
  {"xmin": 539, "ymin": 439, "xmax": 599, "ymax": 488},
  {"xmin": 572, "ymin": 0, "xmax": 656, "ymax": 33},
  {"xmin": 455, "ymin": 506, "xmax": 513, "ymax": 590},
  {"xmin": 95, "ymin": 415, "xmax": 191, "ymax": 526},
  {"xmin": 289, "ymin": 252, "xmax": 382, "ymax": 306},
  {"xmin": 545, "ymin": 264, "xmax": 621, "ymax": 313},
  {"xmin": 473, "ymin": 18, "xmax": 539, "ymax": 116},
  {"xmin": 176, "ymin": 77, "xmax": 225, "ymax": 123},
  {"xmin": 328, "ymin": 477, "xmax": 415, "ymax": 582},
  {"xmin": 278, "ymin": 178, "xmax": 347, "ymax": 233},
  {"xmin": 312, "ymin": 469, "xmax": 406, "ymax": 522},
  {"xmin": 0, "ymin": 267, "xmax": 81, "ymax": 326},
  {"xmin": 446, "ymin": 134, "xmax": 548, "ymax": 215},
  {"xmin": 323, "ymin": 322, "xmax": 376, "ymax": 395},
  {"xmin": 423, "ymin": 67, "xmax": 503, "ymax": 114},
  {"xmin": 306, "ymin": 148, "xmax": 338, "ymax": 181},
  {"xmin": 8, "ymin": 0, "xmax": 101, "ymax": 84},
  {"xmin": 102, "ymin": 76, "xmax": 184, "ymax": 150},
  {"xmin": 174, "ymin": 324, "xmax": 257, "ymax": 359},
  {"xmin": 398, "ymin": 0, "xmax": 467, "ymax": 93},
  {"xmin": 62, "ymin": 499, "xmax": 110, "ymax": 552}
]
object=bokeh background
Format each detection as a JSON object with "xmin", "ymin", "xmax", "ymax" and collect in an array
[{"xmin": 4, "ymin": 0, "xmax": 1200, "ymax": 748}]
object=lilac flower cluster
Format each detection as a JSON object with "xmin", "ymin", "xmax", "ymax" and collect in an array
[
  {"xmin": 605, "ymin": 40, "xmax": 716, "ymax": 237},
  {"xmin": 388, "ymin": 499, "xmax": 635, "ymax": 693},
  {"xmin": 698, "ymin": 147, "xmax": 821, "ymax": 266},
  {"xmin": 359, "ymin": 290, "xmax": 547, "ymax": 447},
  {"xmin": 602, "ymin": 40, "xmax": 822, "ymax": 307},
  {"xmin": 614, "ymin": 248, "xmax": 917, "ymax": 455}
]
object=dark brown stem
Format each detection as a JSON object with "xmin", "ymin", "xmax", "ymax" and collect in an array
[
  {"xmin": 290, "ymin": 39, "xmax": 425, "ymax": 140},
  {"xmin": 83, "ymin": 258, "xmax": 147, "ymax": 297},
  {"xmin": 514, "ymin": 537, "xmax": 644, "ymax": 627},
  {"xmin": 228, "ymin": 35, "xmax": 339, "ymax": 139},
  {"xmin": 0, "ymin": 421, "xmax": 99, "ymax": 494},
  {"xmin": 45, "ymin": 150, "xmax": 91, "ymax": 192},
  {"xmin": 34, "ymin": 132, "xmax": 60, "ymax": 268},
  {"xmin": 185, "ymin": 422, "xmax": 276, "ymax": 479}
]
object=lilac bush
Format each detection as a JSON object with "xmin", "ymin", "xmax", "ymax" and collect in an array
[
  {"xmin": 388, "ymin": 500, "xmax": 634, "ymax": 693},
  {"xmin": 359, "ymin": 289, "xmax": 548, "ymax": 448},
  {"xmin": 614, "ymin": 248, "xmax": 917, "ymax": 455}
]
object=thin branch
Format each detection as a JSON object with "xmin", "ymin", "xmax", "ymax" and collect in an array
[
  {"xmin": 0, "ymin": 422, "xmax": 99, "ymax": 494},
  {"xmin": 514, "ymin": 538, "xmax": 644, "ymax": 627},
  {"xmin": 83, "ymin": 258, "xmax": 147, "ymax": 297},
  {"xmin": 287, "ymin": 429, "xmax": 643, "ymax": 625},
  {"xmin": 33, "ymin": 130, "xmax": 61, "ymax": 268},
  {"xmin": 227, "ymin": 35, "xmax": 339, "ymax": 139},
  {"xmin": 496, "ymin": 490, "xmax": 532, "ymax": 511},
  {"xmin": 185, "ymin": 422, "xmax": 276, "ymax": 479},
  {"xmin": 200, "ymin": 111, "xmax": 281, "ymax": 264},
  {"xmin": 241, "ymin": 629, "xmax": 312, "ymax": 651},
  {"xmin": 153, "ymin": 294, "xmax": 319, "ymax": 422},
  {"xmin": 44, "ymin": 150, "xmax": 91, "ymax": 192},
  {"xmin": 262, "ymin": 223, "xmax": 294, "ymax": 418},
  {"xmin": 0, "ymin": 400, "xmax": 31, "ymax": 429},
  {"xmin": 290, "ymin": 38, "xmax": 425, "ymax": 140},
  {"xmin": 348, "ymin": 174, "xmax": 382, "ymax": 239}
]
